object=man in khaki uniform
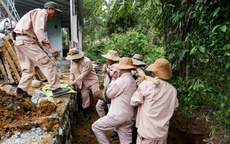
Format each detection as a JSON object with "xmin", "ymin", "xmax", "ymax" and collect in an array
[
  {"xmin": 92, "ymin": 57, "xmax": 137, "ymax": 144},
  {"xmin": 131, "ymin": 53, "xmax": 147, "ymax": 143},
  {"xmin": 96, "ymin": 50, "xmax": 120, "ymax": 139},
  {"xmin": 132, "ymin": 54, "xmax": 146, "ymax": 86},
  {"xmin": 13, "ymin": 1, "xmax": 69, "ymax": 97},
  {"xmin": 131, "ymin": 58, "xmax": 179, "ymax": 144},
  {"xmin": 96, "ymin": 50, "xmax": 120, "ymax": 117},
  {"xmin": 66, "ymin": 48, "xmax": 100, "ymax": 120}
]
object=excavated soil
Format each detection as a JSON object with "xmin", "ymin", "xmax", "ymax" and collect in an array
[
  {"xmin": 71, "ymin": 96, "xmax": 120, "ymax": 144},
  {"xmin": 71, "ymin": 102, "xmax": 207, "ymax": 144},
  {"xmin": 71, "ymin": 102, "xmax": 229, "ymax": 144},
  {"xmin": 0, "ymin": 89, "xmax": 58, "ymax": 140},
  {"xmin": 0, "ymin": 87, "xmax": 220, "ymax": 144},
  {"xmin": 0, "ymin": 75, "xmax": 228, "ymax": 143}
]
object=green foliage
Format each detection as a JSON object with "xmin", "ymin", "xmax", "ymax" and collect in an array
[
  {"xmin": 162, "ymin": 0, "xmax": 230, "ymax": 128},
  {"xmin": 85, "ymin": 42, "xmax": 107, "ymax": 63},
  {"xmin": 82, "ymin": 0, "xmax": 107, "ymax": 47},
  {"xmin": 86, "ymin": 28, "xmax": 164, "ymax": 64},
  {"xmin": 83, "ymin": 0, "xmax": 230, "ymax": 129},
  {"xmin": 105, "ymin": 0, "xmax": 140, "ymax": 34},
  {"xmin": 61, "ymin": 28, "xmax": 69, "ymax": 49}
]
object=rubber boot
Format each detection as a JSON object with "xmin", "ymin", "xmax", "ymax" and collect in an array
[
  {"xmin": 16, "ymin": 87, "xmax": 32, "ymax": 98},
  {"xmin": 132, "ymin": 127, "xmax": 137, "ymax": 144},
  {"xmin": 52, "ymin": 88, "xmax": 70, "ymax": 97},
  {"xmin": 82, "ymin": 107, "xmax": 91, "ymax": 121},
  {"xmin": 76, "ymin": 90, "xmax": 83, "ymax": 113},
  {"xmin": 110, "ymin": 131, "xmax": 118, "ymax": 139}
]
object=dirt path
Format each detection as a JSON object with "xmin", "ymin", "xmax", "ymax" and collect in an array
[{"xmin": 71, "ymin": 97, "xmax": 120, "ymax": 144}]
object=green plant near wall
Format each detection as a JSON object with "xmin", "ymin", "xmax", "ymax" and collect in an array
[
  {"xmin": 83, "ymin": 0, "xmax": 230, "ymax": 129},
  {"xmin": 158, "ymin": 0, "xmax": 230, "ymax": 128},
  {"xmin": 86, "ymin": 28, "xmax": 164, "ymax": 65}
]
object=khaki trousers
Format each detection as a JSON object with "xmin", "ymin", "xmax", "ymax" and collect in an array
[
  {"xmin": 96, "ymin": 99, "xmax": 106, "ymax": 117},
  {"xmin": 92, "ymin": 115, "xmax": 133, "ymax": 144},
  {"xmin": 14, "ymin": 36, "xmax": 60, "ymax": 91},
  {"xmin": 137, "ymin": 133, "xmax": 167, "ymax": 144},
  {"xmin": 96, "ymin": 100, "xmax": 111, "ymax": 117},
  {"xmin": 80, "ymin": 82, "xmax": 99, "ymax": 109}
]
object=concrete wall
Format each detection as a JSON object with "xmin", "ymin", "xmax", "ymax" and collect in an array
[{"xmin": 45, "ymin": 20, "xmax": 63, "ymax": 57}]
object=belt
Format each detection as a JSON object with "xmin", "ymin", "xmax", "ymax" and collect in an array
[
  {"xmin": 138, "ymin": 134, "xmax": 145, "ymax": 140},
  {"xmin": 140, "ymin": 137, "xmax": 145, "ymax": 140},
  {"xmin": 16, "ymin": 33, "xmax": 28, "ymax": 37}
]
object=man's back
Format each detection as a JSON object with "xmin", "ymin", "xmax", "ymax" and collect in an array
[{"xmin": 132, "ymin": 78, "xmax": 178, "ymax": 139}]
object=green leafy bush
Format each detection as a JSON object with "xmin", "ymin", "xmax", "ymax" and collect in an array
[{"xmin": 86, "ymin": 28, "xmax": 164, "ymax": 65}]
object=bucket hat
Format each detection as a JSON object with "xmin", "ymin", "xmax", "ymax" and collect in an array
[
  {"xmin": 102, "ymin": 50, "xmax": 120, "ymax": 61},
  {"xmin": 146, "ymin": 58, "xmax": 172, "ymax": 80},
  {"xmin": 112, "ymin": 57, "xmax": 135, "ymax": 70},
  {"xmin": 65, "ymin": 48, "xmax": 84, "ymax": 60},
  {"xmin": 132, "ymin": 54, "xmax": 146, "ymax": 66},
  {"xmin": 44, "ymin": 1, "xmax": 62, "ymax": 13}
]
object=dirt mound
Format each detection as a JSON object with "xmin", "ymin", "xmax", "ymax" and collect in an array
[
  {"xmin": 0, "ymin": 89, "xmax": 58, "ymax": 140},
  {"xmin": 71, "ymin": 95, "xmax": 120, "ymax": 144}
]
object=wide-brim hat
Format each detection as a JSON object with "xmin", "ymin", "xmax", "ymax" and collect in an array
[
  {"xmin": 146, "ymin": 58, "xmax": 172, "ymax": 80},
  {"xmin": 102, "ymin": 50, "xmax": 120, "ymax": 61},
  {"xmin": 44, "ymin": 1, "xmax": 62, "ymax": 13},
  {"xmin": 65, "ymin": 48, "xmax": 84, "ymax": 60},
  {"xmin": 132, "ymin": 54, "xmax": 146, "ymax": 66},
  {"xmin": 112, "ymin": 57, "xmax": 135, "ymax": 70}
]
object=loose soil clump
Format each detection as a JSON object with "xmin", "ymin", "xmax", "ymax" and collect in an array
[
  {"xmin": 0, "ymin": 89, "xmax": 58, "ymax": 140},
  {"xmin": 0, "ymin": 84, "xmax": 228, "ymax": 143}
]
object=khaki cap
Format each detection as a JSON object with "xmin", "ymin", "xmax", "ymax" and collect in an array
[{"xmin": 44, "ymin": 1, "xmax": 62, "ymax": 13}]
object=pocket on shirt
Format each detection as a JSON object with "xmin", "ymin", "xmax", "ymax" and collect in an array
[{"xmin": 35, "ymin": 55, "xmax": 49, "ymax": 65}]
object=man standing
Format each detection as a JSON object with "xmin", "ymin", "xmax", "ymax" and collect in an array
[
  {"xmin": 92, "ymin": 57, "xmax": 137, "ymax": 144},
  {"xmin": 13, "ymin": 1, "xmax": 69, "ymax": 97},
  {"xmin": 130, "ymin": 58, "xmax": 179, "ymax": 144},
  {"xmin": 131, "ymin": 53, "xmax": 147, "ymax": 143},
  {"xmin": 132, "ymin": 53, "xmax": 146, "ymax": 86}
]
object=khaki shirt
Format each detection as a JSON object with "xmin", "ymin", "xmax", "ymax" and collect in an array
[
  {"xmin": 70, "ymin": 56, "xmax": 99, "ymax": 89},
  {"xmin": 131, "ymin": 78, "xmax": 179, "ymax": 139},
  {"xmin": 14, "ymin": 8, "xmax": 49, "ymax": 45},
  {"xmin": 135, "ymin": 67, "xmax": 146, "ymax": 86},
  {"xmin": 106, "ymin": 72, "xmax": 137, "ymax": 122}
]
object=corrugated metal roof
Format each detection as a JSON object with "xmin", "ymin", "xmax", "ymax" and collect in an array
[{"xmin": 14, "ymin": 0, "xmax": 84, "ymax": 27}]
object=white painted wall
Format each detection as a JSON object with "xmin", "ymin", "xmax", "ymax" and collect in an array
[{"xmin": 44, "ymin": 20, "xmax": 63, "ymax": 57}]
